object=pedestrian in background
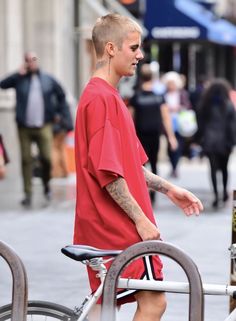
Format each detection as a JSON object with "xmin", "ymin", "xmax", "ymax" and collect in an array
[
  {"xmin": 197, "ymin": 78, "xmax": 236, "ymax": 208},
  {"xmin": 129, "ymin": 63, "xmax": 177, "ymax": 203},
  {"xmin": 73, "ymin": 13, "xmax": 203, "ymax": 321},
  {"xmin": 0, "ymin": 51, "xmax": 70, "ymax": 207},
  {"xmin": 162, "ymin": 71, "xmax": 192, "ymax": 178}
]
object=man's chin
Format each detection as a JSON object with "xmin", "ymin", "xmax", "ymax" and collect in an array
[{"xmin": 124, "ymin": 70, "xmax": 136, "ymax": 77}]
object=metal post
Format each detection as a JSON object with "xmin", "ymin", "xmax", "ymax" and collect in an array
[
  {"xmin": 101, "ymin": 240, "xmax": 204, "ymax": 321},
  {"xmin": 230, "ymin": 190, "xmax": 236, "ymax": 313},
  {"xmin": 0, "ymin": 241, "xmax": 28, "ymax": 321}
]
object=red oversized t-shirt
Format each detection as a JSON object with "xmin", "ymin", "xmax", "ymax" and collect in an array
[{"xmin": 73, "ymin": 77, "xmax": 163, "ymax": 303}]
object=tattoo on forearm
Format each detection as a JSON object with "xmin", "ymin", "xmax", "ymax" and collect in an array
[
  {"xmin": 106, "ymin": 178, "xmax": 143, "ymax": 223},
  {"xmin": 143, "ymin": 167, "xmax": 169, "ymax": 194}
]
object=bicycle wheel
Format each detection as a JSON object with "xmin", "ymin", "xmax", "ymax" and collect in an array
[{"xmin": 0, "ymin": 300, "xmax": 78, "ymax": 320}]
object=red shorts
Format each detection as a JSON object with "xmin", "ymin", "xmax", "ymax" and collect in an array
[{"xmin": 87, "ymin": 255, "xmax": 163, "ymax": 305}]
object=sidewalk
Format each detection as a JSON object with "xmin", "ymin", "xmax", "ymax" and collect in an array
[
  {"xmin": 0, "ymin": 153, "xmax": 235, "ymax": 320},
  {"xmin": 1, "ymin": 108, "xmax": 236, "ymax": 320}
]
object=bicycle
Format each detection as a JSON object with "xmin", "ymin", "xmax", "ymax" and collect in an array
[{"xmin": 1, "ymin": 243, "xmax": 236, "ymax": 321}]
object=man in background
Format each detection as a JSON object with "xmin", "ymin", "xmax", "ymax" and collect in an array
[{"xmin": 0, "ymin": 51, "xmax": 70, "ymax": 207}]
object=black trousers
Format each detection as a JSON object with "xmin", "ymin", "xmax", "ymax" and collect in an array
[
  {"xmin": 167, "ymin": 132, "xmax": 183, "ymax": 172},
  {"xmin": 138, "ymin": 132, "xmax": 160, "ymax": 175},
  {"xmin": 138, "ymin": 132, "xmax": 160, "ymax": 202},
  {"xmin": 206, "ymin": 152, "xmax": 230, "ymax": 199}
]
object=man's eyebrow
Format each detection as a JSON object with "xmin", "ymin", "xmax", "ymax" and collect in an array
[{"xmin": 130, "ymin": 44, "xmax": 140, "ymax": 48}]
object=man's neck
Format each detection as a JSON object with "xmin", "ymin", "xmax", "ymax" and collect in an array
[
  {"xmin": 93, "ymin": 70, "xmax": 120, "ymax": 89},
  {"xmin": 142, "ymin": 81, "xmax": 153, "ymax": 91}
]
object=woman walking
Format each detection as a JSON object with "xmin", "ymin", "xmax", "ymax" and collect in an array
[{"xmin": 197, "ymin": 78, "xmax": 236, "ymax": 208}]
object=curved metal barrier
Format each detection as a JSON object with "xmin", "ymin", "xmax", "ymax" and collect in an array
[
  {"xmin": 0, "ymin": 241, "xmax": 28, "ymax": 321},
  {"xmin": 101, "ymin": 240, "xmax": 204, "ymax": 321},
  {"xmin": 230, "ymin": 190, "xmax": 236, "ymax": 313}
]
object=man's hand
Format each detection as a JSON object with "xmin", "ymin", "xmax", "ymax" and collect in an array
[
  {"xmin": 135, "ymin": 216, "xmax": 161, "ymax": 241},
  {"xmin": 168, "ymin": 135, "xmax": 178, "ymax": 151},
  {"xmin": 166, "ymin": 186, "xmax": 203, "ymax": 216},
  {"xmin": 19, "ymin": 64, "xmax": 27, "ymax": 76},
  {"xmin": 142, "ymin": 167, "xmax": 204, "ymax": 216}
]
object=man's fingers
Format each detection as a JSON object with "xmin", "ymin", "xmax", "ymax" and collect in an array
[{"xmin": 184, "ymin": 202, "xmax": 201, "ymax": 216}]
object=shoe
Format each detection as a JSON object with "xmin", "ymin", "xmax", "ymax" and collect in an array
[
  {"xmin": 170, "ymin": 170, "xmax": 178, "ymax": 178},
  {"xmin": 223, "ymin": 192, "xmax": 229, "ymax": 203},
  {"xmin": 212, "ymin": 198, "xmax": 219, "ymax": 209},
  {"xmin": 21, "ymin": 196, "xmax": 31, "ymax": 207}
]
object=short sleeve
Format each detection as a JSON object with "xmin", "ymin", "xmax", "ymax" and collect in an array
[
  {"xmin": 137, "ymin": 137, "xmax": 148, "ymax": 165},
  {"xmin": 88, "ymin": 119, "xmax": 124, "ymax": 188}
]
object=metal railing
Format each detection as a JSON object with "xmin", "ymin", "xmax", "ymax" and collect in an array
[
  {"xmin": 101, "ymin": 240, "xmax": 204, "ymax": 321},
  {"xmin": 0, "ymin": 241, "xmax": 28, "ymax": 321}
]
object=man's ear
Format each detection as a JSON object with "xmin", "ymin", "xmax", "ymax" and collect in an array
[{"xmin": 105, "ymin": 42, "xmax": 115, "ymax": 57}]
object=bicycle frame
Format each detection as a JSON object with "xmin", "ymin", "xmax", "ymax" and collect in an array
[
  {"xmin": 76, "ymin": 276, "xmax": 236, "ymax": 321},
  {"xmin": 69, "ymin": 243, "xmax": 236, "ymax": 321}
]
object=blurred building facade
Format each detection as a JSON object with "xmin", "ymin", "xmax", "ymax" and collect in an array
[
  {"xmin": 140, "ymin": 0, "xmax": 236, "ymax": 91},
  {"xmin": 0, "ymin": 0, "xmax": 136, "ymax": 176},
  {"xmin": 0, "ymin": 0, "xmax": 142, "ymax": 111},
  {"xmin": 1, "ymin": 0, "xmax": 236, "ymax": 108},
  {"xmin": 0, "ymin": 0, "xmax": 76, "ymax": 109},
  {"xmin": 0, "ymin": 0, "xmax": 236, "ymax": 108},
  {"xmin": 0, "ymin": 0, "xmax": 235, "ymax": 177}
]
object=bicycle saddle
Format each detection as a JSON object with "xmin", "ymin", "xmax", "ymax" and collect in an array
[{"xmin": 61, "ymin": 245, "xmax": 122, "ymax": 261}]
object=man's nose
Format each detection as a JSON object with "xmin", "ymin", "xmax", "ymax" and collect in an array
[{"xmin": 137, "ymin": 48, "xmax": 144, "ymax": 61}]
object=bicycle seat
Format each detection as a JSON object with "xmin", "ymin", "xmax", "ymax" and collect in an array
[{"xmin": 61, "ymin": 245, "xmax": 122, "ymax": 261}]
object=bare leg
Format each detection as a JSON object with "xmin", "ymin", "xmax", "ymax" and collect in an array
[{"xmin": 133, "ymin": 291, "xmax": 166, "ymax": 321}]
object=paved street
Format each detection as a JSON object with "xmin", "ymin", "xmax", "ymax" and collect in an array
[{"xmin": 0, "ymin": 111, "xmax": 236, "ymax": 320}]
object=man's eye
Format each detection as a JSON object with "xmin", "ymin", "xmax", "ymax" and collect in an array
[{"xmin": 131, "ymin": 46, "xmax": 138, "ymax": 52}]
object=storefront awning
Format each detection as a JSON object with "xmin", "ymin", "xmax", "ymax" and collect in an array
[{"xmin": 144, "ymin": 0, "xmax": 236, "ymax": 46}]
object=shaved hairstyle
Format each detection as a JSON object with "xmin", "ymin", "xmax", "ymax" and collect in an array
[
  {"xmin": 24, "ymin": 51, "xmax": 38, "ymax": 62},
  {"xmin": 92, "ymin": 13, "xmax": 142, "ymax": 57}
]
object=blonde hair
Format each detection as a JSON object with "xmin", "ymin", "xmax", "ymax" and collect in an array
[
  {"xmin": 162, "ymin": 71, "xmax": 183, "ymax": 90},
  {"xmin": 92, "ymin": 13, "xmax": 142, "ymax": 57}
]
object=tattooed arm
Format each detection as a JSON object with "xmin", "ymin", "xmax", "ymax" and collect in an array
[
  {"xmin": 105, "ymin": 177, "xmax": 160, "ymax": 241},
  {"xmin": 142, "ymin": 166, "xmax": 203, "ymax": 216},
  {"xmin": 142, "ymin": 166, "xmax": 171, "ymax": 194}
]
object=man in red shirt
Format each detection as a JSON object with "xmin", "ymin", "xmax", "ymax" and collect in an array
[{"xmin": 73, "ymin": 13, "xmax": 203, "ymax": 321}]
